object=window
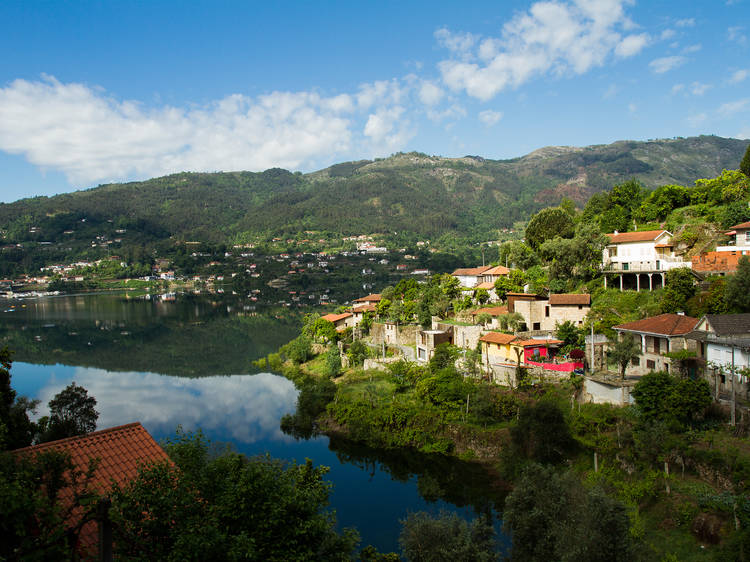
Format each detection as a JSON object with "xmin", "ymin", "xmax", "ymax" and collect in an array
[
  {"xmin": 647, "ymin": 359, "xmax": 656, "ymax": 369},
  {"xmin": 533, "ymin": 322, "xmax": 541, "ymax": 330},
  {"xmin": 653, "ymin": 338, "xmax": 660, "ymax": 354},
  {"xmin": 632, "ymin": 357, "xmax": 640, "ymax": 366},
  {"xmin": 545, "ymin": 306, "xmax": 549, "ymax": 317},
  {"xmin": 700, "ymin": 342, "xmax": 705, "ymax": 356},
  {"xmin": 745, "ymin": 231, "xmax": 750, "ymax": 244}
]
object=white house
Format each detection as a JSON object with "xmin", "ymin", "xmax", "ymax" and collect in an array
[
  {"xmin": 602, "ymin": 230, "xmax": 689, "ymax": 291},
  {"xmin": 690, "ymin": 313, "xmax": 750, "ymax": 374},
  {"xmin": 451, "ymin": 266, "xmax": 491, "ymax": 288},
  {"xmin": 717, "ymin": 221, "xmax": 750, "ymax": 253}
]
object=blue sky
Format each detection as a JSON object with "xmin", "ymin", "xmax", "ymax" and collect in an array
[{"xmin": 0, "ymin": 0, "xmax": 748, "ymax": 202}]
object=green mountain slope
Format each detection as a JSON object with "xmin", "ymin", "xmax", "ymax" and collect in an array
[{"xmin": 1, "ymin": 135, "xmax": 747, "ymax": 251}]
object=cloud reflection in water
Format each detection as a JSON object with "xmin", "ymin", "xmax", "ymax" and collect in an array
[{"xmin": 34, "ymin": 369, "xmax": 299, "ymax": 444}]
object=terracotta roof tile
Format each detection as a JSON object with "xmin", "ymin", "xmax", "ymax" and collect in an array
[
  {"xmin": 353, "ymin": 293, "xmax": 381, "ymax": 303},
  {"xmin": 730, "ymin": 221, "xmax": 750, "ymax": 230},
  {"xmin": 514, "ymin": 338, "xmax": 563, "ymax": 347},
  {"xmin": 606, "ymin": 230, "xmax": 668, "ymax": 243},
  {"xmin": 614, "ymin": 313, "xmax": 699, "ymax": 336},
  {"xmin": 451, "ymin": 266, "xmax": 491, "ymax": 276},
  {"xmin": 472, "ymin": 306, "xmax": 509, "ymax": 316},
  {"xmin": 12, "ymin": 423, "xmax": 170, "ymax": 557},
  {"xmin": 321, "ymin": 312, "xmax": 352, "ymax": 323},
  {"xmin": 482, "ymin": 265, "xmax": 510, "ymax": 275},
  {"xmin": 479, "ymin": 332, "xmax": 517, "ymax": 345},
  {"xmin": 475, "ymin": 282, "xmax": 496, "ymax": 290},
  {"xmin": 549, "ymin": 293, "xmax": 590, "ymax": 305},
  {"xmin": 352, "ymin": 304, "xmax": 377, "ymax": 313}
]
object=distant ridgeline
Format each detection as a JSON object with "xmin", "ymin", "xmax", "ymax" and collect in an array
[{"xmin": 0, "ymin": 135, "xmax": 747, "ymax": 274}]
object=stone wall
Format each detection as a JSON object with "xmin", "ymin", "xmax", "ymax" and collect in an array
[{"xmin": 369, "ymin": 322, "xmax": 419, "ymax": 346}]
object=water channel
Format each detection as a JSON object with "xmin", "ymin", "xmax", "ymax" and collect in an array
[{"xmin": 2, "ymin": 292, "xmax": 507, "ymax": 554}]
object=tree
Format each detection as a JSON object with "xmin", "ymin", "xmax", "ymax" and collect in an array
[
  {"xmin": 742, "ymin": 142, "xmax": 750, "ymax": 177},
  {"xmin": 494, "ymin": 270, "xmax": 525, "ymax": 300},
  {"xmin": 109, "ymin": 430, "xmax": 358, "ymax": 560},
  {"xmin": 399, "ymin": 511, "xmax": 498, "ymax": 562},
  {"xmin": 525, "ymin": 207, "xmax": 574, "ymax": 250},
  {"xmin": 510, "ymin": 401, "xmax": 575, "ymax": 465},
  {"xmin": 607, "ymin": 335, "xmax": 642, "ymax": 380},
  {"xmin": 347, "ymin": 340, "xmax": 368, "ymax": 367},
  {"xmin": 498, "ymin": 240, "xmax": 539, "ymax": 270},
  {"xmin": 0, "ymin": 348, "xmax": 37, "ymax": 450},
  {"xmin": 556, "ymin": 321, "xmax": 584, "ymax": 350},
  {"xmin": 503, "ymin": 464, "xmax": 632, "ymax": 562},
  {"xmin": 631, "ymin": 371, "xmax": 711, "ymax": 427},
  {"xmin": 37, "ymin": 382, "xmax": 99, "ymax": 443},
  {"xmin": 661, "ymin": 268, "xmax": 697, "ymax": 314},
  {"xmin": 311, "ymin": 318, "xmax": 337, "ymax": 343},
  {"xmin": 473, "ymin": 288, "xmax": 490, "ymax": 305},
  {"xmin": 726, "ymin": 256, "xmax": 750, "ymax": 313},
  {"xmin": 325, "ymin": 347, "xmax": 342, "ymax": 378}
]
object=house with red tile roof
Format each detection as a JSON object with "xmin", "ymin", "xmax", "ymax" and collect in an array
[
  {"xmin": 602, "ymin": 230, "xmax": 689, "ymax": 291},
  {"xmin": 320, "ymin": 312, "xmax": 354, "ymax": 331},
  {"xmin": 479, "ymin": 332, "xmax": 579, "ymax": 379},
  {"xmin": 506, "ymin": 292, "xmax": 591, "ymax": 331},
  {"xmin": 613, "ymin": 313, "xmax": 699, "ymax": 376},
  {"xmin": 12, "ymin": 423, "xmax": 170, "ymax": 559},
  {"xmin": 353, "ymin": 293, "xmax": 381, "ymax": 305},
  {"xmin": 451, "ymin": 266, "xmax": 491, "ymax": 288}
]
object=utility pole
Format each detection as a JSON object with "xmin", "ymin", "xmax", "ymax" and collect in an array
[{"xmin": 731, "ymin": 344, "xmax": 736, "ymax": 427}]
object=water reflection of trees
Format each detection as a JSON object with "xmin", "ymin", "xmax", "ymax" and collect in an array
[
  {"xmin": 0, "ymin": 294, "xmax": 300, "ymax": 377},
  {"xmin": 326, "ymin": 435, "xmax": 508, "ymax": 516}
]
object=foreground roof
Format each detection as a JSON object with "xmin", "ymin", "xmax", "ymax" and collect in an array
[
  {"xmin": 482, "ymin": 265, "xmax": 510, "ymax": 275},
  {"xmin": 730, "ymin": 221, "xmax": 750, "ymax": 230},
  {"xmin": 606, "ymin": 230, "xmax": 669, "ymax": 244},
  {"xmin": 549, "ymin": 293, "xmax": 591, "ymax": 305},
  {"xmin": 614, "ymin": 313, "xmax": 699, "ymax": 336},
  {"xmin": 12, "ymin": 423, "xmax": 170, "ymax": 555}
]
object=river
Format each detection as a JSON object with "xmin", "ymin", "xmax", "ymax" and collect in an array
[{"xmin": 1, "ymin": 292, "xmax": 507, "ymax": 554}]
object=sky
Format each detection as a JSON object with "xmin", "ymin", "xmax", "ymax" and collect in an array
[{"xmin": 0, "ymin": 0, "xmax": 748, "ymax": 203}]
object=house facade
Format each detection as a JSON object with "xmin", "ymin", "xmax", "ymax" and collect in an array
[
  {"xmin": 613, "ymin": 313, "xmax": 699, "ymax": 376},
  {"xmin": 451, "ymin": 266, "xmax": 490, "ymax": 288},
  {"xmin": 506, "ymin": 292, "xmax": 591, "ymax": 331},
  {"xmin": 688, "ymin": 314, "xmax": 750, "ymax": 396},
  {"xmin": 320, "ymin": 312, "xmax": 354, "ymax": 331},
  {"xmin": 416, "ymin": 328, "xmax": 453, "ymax": 362},
  {"xmin": 602, "ymin": 230, "xmax": 689, "ymax": 291}
]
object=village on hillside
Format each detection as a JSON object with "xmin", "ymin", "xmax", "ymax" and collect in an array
[{"xmin": 315, "ymin": 222, "xmax": 750, "ymax": 415}]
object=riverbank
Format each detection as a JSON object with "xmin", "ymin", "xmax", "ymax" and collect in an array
[{"xmin": 261, "ymin": 335, "xmax": 750, "ymax": 561}]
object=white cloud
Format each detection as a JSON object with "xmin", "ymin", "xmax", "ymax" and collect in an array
[
  {"xmin": 660, "ymin": 29, "xmax": 676, "ymax": 40},
  {"xmin": 478, "ymin": 110, "xmax": 503, "ymax": 126},
  {"xmin": 687, "ymin": 113, "xmax": 707, "ymax": 127},
  {"xmin": 682, "ymin": 43, "xmax": 702, "ymax": 53},
  {"xmin": 649, "ymin": 56, "xmax": 687, "ymax": 74},
  {"xmin": 426, "ymin": 104, "xmax": 467, "ymax": 123},
  {"xmin": 356, "ymin": 79, "xmax": 405, "ymax": 110},
  {"xmin": 729, "ymin": 69, "xmax": 749, "ymax": 84},
  {"xmin": 418, "ymin": 81, "xmax": 444, "ymax": 106},
  {"xmin": 615, "ymin": 33, "xmax": 650, "ymax": 57},
  {"xmin": 603, "ymin": 84, "xmax": 618, "ymax": 98},
  {"xmin": 718, "ymin": 98, "xmax": 750, "ymax": 117},
  {"xmin": 690, "ymin": 82, "xmax": 712, "ymax": 96},
  {"xmin": 0, "ymin": 76, "xmax": 365, "ymax": 185},
  {"xmin": 675, "ymin": 18, "xmax": 695, "ymax": 28},
  {"xmin": 628, "ymin": 103, "xmax": 637, "ymax": 113},
  {"xmin": 437, "ymin": 0, "xmax": 645, "ymax": 101},
  {"xmin": 671, "ymin": 83, "xmax": 685, "ymax": 94},
  {"xmin": 362, "ymin": 106, "xmax": 413, "ymax": 154},
  {"xmin": 728, "ymin": 26, "xmax": 747, "ymax": 44}
]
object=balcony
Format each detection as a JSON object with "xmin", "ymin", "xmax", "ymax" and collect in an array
[{"xmin": 603, "ymin": 257, "xmax": 688, "ymax": 273}]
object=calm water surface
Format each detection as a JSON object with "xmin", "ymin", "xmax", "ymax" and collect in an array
[{"xmin": 2, "ymin": 293, "xmax": 507, "ymax": 553}]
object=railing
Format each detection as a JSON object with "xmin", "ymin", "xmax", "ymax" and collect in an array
[{"xmin": 603, "ymin": 259, "xmax": 689, "ymax": 272}]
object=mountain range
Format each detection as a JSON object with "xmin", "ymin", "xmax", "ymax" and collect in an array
[{"xmin": 1, "ymin": 135, "xmax": 747, "ymax": 250}]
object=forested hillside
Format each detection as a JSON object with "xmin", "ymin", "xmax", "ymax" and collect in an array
[{"xmin": 0, "ymin": 136, "xmax": 746, "ymax": 270}]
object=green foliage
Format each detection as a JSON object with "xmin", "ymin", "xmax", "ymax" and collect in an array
[
  {"xmin": 631, "ymin": 371, "xmax": 712, "ymax": 428},
  {"xmin": 324, "ymin": 346, "xmax": 342, "ymax": 378},
  {"xmin": 661, "ymin": 268, "xmax": 697, "ymax": 313},
  {"xmin": 281, "ymin": 334, "xmax": 314, "ymax": 364},
  {"xmin": 311, "ymin": 318, "xmax": 337, "ymax": 343},
  {"xmin": 607, "ymin": 335, "xmax": 642, "ymax": 379},
  {"xmin": 0, "ymin": 348, "xmax": 37, "ymax": 450},
  {"xmin": 498, "ymin": 240, "xmax": 539, "ymax": 270},
  {"xmin": 539, "ymin": 222, "xmax": 606, "ymax": 289},
  {"xmin": 686, "ymin": 278, "xmax": 728, "ymax": 316},
  {"xmin": 721, "ymin": 200, "xmax": 750, "ymax": 228},
  {"xmin": 525, "ymin": 207, "xmax": 574, "ymax": 250},
  {"xmin": 347, "ymin": 339, "xmax": 369, "ymax": 367},
  {"xmin": 0, "ymin": 449, "xmax": 100, "ymax": 560},
  {"xmin": 726, "ymin": 256, "xmax": 750, "ymax": 313},
  {"xmin": 281, "ymin": 375, "xmax": 338, "ymax": 439},
  {"xmin": 416, "ymin": 368, "xmax": 469, "ymax": 410},
  {"xmin": 634, "ymin": 184, "xmax": 690, "ymax": 222},
  {"xmin": 556, "ymin": 321, "xmax": 585, "ymax": 350},
  {"xmin": 36, "ymin": 382, "xmax": 99, "ymax": 443},
  {"xmin": 399, "ymin": 510, "xmax": 498, "ymax": 562},
  {"xmin": 494, "ymin": 269, "xmax": 525, "ymax": 299},
  {"xmin": 109, "ymin": 430, "xmax": 358, "ymax": 560},
  {"xmin": 509, "ymin": 401, "xmax": 575, "ymax": 465},
  {"xmin": 503, "ymin": 464, "xmax": 632, "ymax": 562},
  {"xmin": 741, "ymin": 143, "xmax": 750, "ymax": 177},
  {"xmin": 429, "ymin": 343, "xmax": 459, "ymax": 372}
]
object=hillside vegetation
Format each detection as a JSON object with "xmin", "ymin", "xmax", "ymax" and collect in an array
[{"xmin": 1, "ymin": 136, "xmax": 746, "ymax": 252}]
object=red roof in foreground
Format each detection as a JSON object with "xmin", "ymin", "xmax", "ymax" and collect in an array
[
  {"xmin": 614, "ymin": 313, "xmax": 699, "ymax": 336},
  {"xmin": 12, "ymin": 423, "xmax": 170, "ymax": 556},
  {"xmin": 479, "ymin": 332, "xmax": 517, "ymax": 345},
  {"xmin": 472, "ymin": 306, "xmax": 509, "ymax": 316},
  {"xmin": 606, "ymin": 230, "xmax": 668, "ymax": 244},
  {"xmin": 730, "ymin": 221, "xmax": 750, "ymax": 230}
]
